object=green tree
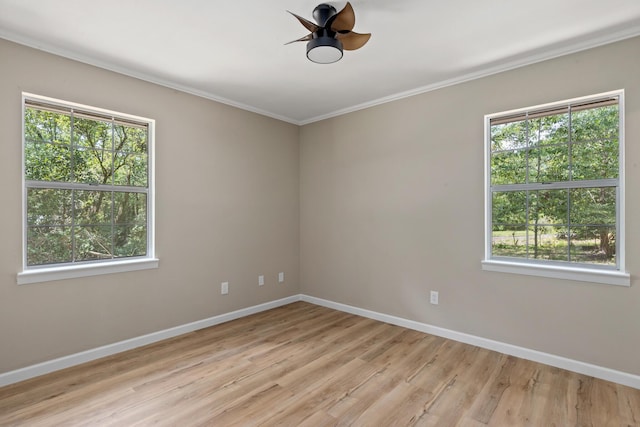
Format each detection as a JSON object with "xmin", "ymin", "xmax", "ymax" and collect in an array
[
  {"xmin": 490, "ymin": 102, "xmax": 618, "ymax": 264},
  {"xmin": 24, "ymin": 106, "xmax": 148, "ymax": 266}
]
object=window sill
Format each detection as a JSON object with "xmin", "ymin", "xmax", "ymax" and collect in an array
[
  {"xmin": 17, "ymin": 258, "xmax": 159, "ymax": 285},
  {"xmin": 481, "ymin": 260, "xmax": 630, "ymax": 286}
]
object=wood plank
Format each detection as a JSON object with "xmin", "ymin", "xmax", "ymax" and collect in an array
[
  {"xmin": 0, "ymin": 301, "xmax": 638, "ymax": 426},
  {"xmin": 618, "ymin": 382, "xmax": 640, "ymax": 426}
]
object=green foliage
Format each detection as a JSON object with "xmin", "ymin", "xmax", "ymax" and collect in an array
[
  {"xmin": 24, "ymin": 106, "xmax": 149, "ymax": 266},
  {"xmin": 490, "ymin": 102, "xmax": 619, "ymax": 265}
]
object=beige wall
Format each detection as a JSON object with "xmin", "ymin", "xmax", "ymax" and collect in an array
[
  {"xmin": 0, "ymin": 39, "xmax": 300, "ymax": 373},
  {"xmin": 1, "ymin": 35, "xmax": 639, "ymax": 378},
  {"xmin": 300, "ymin": 36, "xmax": 640, "ymax": 375}
]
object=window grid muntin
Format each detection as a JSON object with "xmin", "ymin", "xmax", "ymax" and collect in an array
[
  {"xmin": 487, "ymin": 93, "xmax": 621, "ymax": 270},
  {"xmin": 23, "ymin": 95, "xmax": 152, "ymax": 269}
]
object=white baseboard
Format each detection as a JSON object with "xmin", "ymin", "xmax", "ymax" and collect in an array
[
  {"xmin": 0, "ymin": 295, "xmax": 301, "ymax": 387},
  {"xmin": 300, "ymin": 295, "xmax": 640, "ymax": 390},
  {"xmin": 2, "ymin": 293, "xmax": 638, "ymax": 390}
]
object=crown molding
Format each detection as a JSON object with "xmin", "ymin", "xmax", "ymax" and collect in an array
[{"xmin": 3, "ymin": 21, "xmax": 640, "ymax": 126}]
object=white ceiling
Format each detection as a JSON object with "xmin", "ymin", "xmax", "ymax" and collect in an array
[{"xmin": 1, "ymin": 0, "xmax": 640, "ymax": 124}]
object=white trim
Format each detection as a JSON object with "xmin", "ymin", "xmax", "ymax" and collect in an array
[
  {"xmin": 147, "ymin": 107, "xmax": 157, "ymax": 264},
  {"xmin": 3, "ymin": 24, "xmax": 640, "ymax": 125},
  {"xmin": 1, "ymin": 294, "xmax": 638, "ymax": 389},
  {"xmin": 484, "ymin": 90, "xmax": 623, "ymax": 120},
  {"xmin": 20, "ymin": 93, "xmax": 157, "ymax": 284},
  {"xmin": 2, "ymin": 33, "xmax": 299, "ymax": 125},
  {"xmin": 483, "ymin": 90, "xmax": 628, "ymax": 285},
  {"xmin": 0, "ymin": 295, "xmax": 301, "ymax": 387},
  {"xmin": 481, "ymin": 259, "xmax": 630, "ymax": 286},
  {"xmin": 17, "ymin": 257, "xmax": 160, "ymax": 285},
  {"xmin": 484, "ymin": 111, "xmax": 492, "ymax": 261},
  {"xmin": 299, "ymin": 26, "xmax": 640, "ymax": 125},
  {"xmin": 22, "ymin": 92, "xmax": 155, "ymax": 124},
  {"xmin": 618, "ymin": 91, "xmax": 626, "ymax": 271},
  {"xmin": 300, "ymin": 295, "xmax": 640, "ymax": 390}
]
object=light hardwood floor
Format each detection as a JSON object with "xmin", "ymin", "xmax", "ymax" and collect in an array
[{"xmin": 1, "ymin": 301, "xmax": 639, "ymax": 426}]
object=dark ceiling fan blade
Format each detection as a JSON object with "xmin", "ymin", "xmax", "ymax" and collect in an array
[
  {"xmin": 284, "ymin": 34, "xmax": 314, "ymax": 45},
  {"xmin": 287, "ymin": 11, "xmax": 320, "ymax": 33},
  {"xmin": 336, "ymin": 31, "xmax": 371, "ymax": 50},
  {"xmin": 328, "ymin": 2, "xmax": 355, "ymax": 32}
]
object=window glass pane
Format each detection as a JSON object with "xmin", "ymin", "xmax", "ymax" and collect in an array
[
  {"xmin": 114, "ymin": 225, "xmax": 147, "ymax": 258},
  {"xmin": 492, "ymin": 191, "xmax": 526, "ymax": 226},
  {"xmin": 487, "ymin": 94, "xmax": 621, "ymax": 271},
  {"xmin": 114, "ymin": 192, "xmax": 147, "ymax": 225},
  {"xmin": 24, "ymin": 97, "xmax": 151, "ymax": 270},
  {"xmin": 526, "ymin": 226, "xmax": 569, "ymax": 262},
  {"xmin": 74, "ymin": 190, "xmax": 112, "ymax": 225},
  {"xmin": 530, "ymin": 189, "xmax": 568, "ymax": 224},
  {"xmin": 27, "ymin": 188, "xmax": 72, "ymax": 225},
  {"xmin": 114, "ymin": 153, "xmax": 148, "ymax": 187},
  {"xmin": 568, "ymin": 226, "xmax": 615, "ymax": 266},
  {"xmin": 492, "ymin": 226, "xmax": 527, "ymax": 258},
  {"xmin": 522, "ymin": 186, "xmax": 617, "ymax": 265},
  {"xmin": 24, "ymin": 108, "xmax": 71, "ymax": 145},
  {"xmin": 528, "ymin": 145, "xmax": 569, "ymax": 183},
  {"xmin": 114, "ymin": 125, "xmax": 147, "ymax": 154},
  {"xmin": 492, "ymin": 190, "xmax": 527, "ymax": 259},
  {"xmin": 27, "ymin": 226, "xmax": 72, "ymax": 266},
  {"xmin": 571, "ymin": 139, "xmax": 618, "ymax": 180},
  {"xmin": 491, "ymin": 122, "xmax": 527, "ymax": 152},
  {"xmin": 73, "ymin": 147, "xmax": 113, "ymax": 184},
  {"xmin": 113, "ymin": 192, "xmax": 147, "ymax": 257},
  {"xmin": 491, "ymin": 150, "xmax": 527, "ymax": 185},
  {"xmin": 74, "ymin": 117, "xmax": 112, "ymax": 150},
  {"xmin": 528, "ymin": 113, "xmax": 569, "ymax": 146},
  {"xmin": 74, "ymin": 225, "xmax": 113, "ymax": 261},
  {"xmin": 25, "ymin": 142, "xmax": 71, "ymax": 182},
  {"xmin": 569, "ymin": 187, "xmax": 616, "ymax": 226},
  {"xmin": 571, "ymin": 105, "xmax": 618, "ymax": 143}
]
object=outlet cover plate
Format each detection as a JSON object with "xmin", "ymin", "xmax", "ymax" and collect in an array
[{"xmin": 430, "ymin": 291, "xmax": 439, "ymax": 305}]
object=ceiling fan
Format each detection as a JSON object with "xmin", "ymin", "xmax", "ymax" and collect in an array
[{"xmin": 286, "ymin": 2, "xmax": 371, "ymax": 64}]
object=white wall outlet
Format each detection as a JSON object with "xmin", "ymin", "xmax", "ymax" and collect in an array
[
  {"xmin": 430, "ymin": 290, "xmax": 439, "ymax": 305},
  {"xmin": 278, "ymin": 272, "xmax": 285, "ymax": 283},
  {"xmin": 221, "ymin": 281, "xmax": 229, "ymax": 295},
  {"xmin": 258, "ymin": 275, "xmax": 265, "ymax": 286}
]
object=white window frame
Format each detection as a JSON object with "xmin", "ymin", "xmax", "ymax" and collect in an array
[
  {"xmin": 482, "ymin": 90, "xmax": 629, "ymax": 286},
  {"xmin": 17, "ymin": 93, "xmax": 158, "ymax": 284}
]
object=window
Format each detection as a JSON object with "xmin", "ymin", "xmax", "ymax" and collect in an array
[
  {"xmin": 482, "ymin": 91, "xmax": 629, "ymax": 286},
  {"xmin": 18, "ymin": 94, "xmax": 157, "ymax": 284}
]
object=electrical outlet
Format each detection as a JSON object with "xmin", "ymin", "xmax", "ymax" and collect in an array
[
  {"xmin": 430, "ymin": 291, "xmax": 439, "ymax": 305},
  {"xmin": 221, "ymin": 281, "xmax": 229, "ymax": 295},
  {"xmin": 278, "ymin": 272, "xmax": 285, "ymax": 283},
  {"xmin": 258, "ymin": 275, "xmax": 265, "ymax": 286}
]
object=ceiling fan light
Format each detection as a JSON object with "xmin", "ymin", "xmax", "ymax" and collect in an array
[{"xmin": 306, "ymin": 37, "xmax": 343, "ymax": 64}]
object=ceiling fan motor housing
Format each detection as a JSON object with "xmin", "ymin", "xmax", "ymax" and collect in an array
[{"xmin": 312, "ymin": 4, "xmax": 337, "ymax": 26}]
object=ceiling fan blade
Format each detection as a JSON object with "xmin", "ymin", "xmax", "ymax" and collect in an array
[
  {"xmin": 287, "ymin": 11, "xmax": 320, "ymax": 33},
  {"xmin": 337, "ymin": 31, "xmax": 371, "ymax": 50},
  {"xmin": 284, "ymin": 34, "xmax": 313, "ymax": 45},
  {"xmin": 328, "ymin": 2, "xmax": 355, "ymax": 32}
]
